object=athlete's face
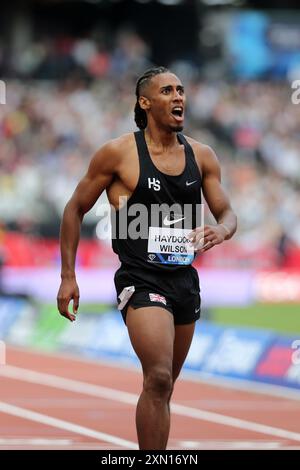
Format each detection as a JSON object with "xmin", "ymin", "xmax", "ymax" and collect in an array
[{"xmin": 140, "ymin": 73, "xmax": 186, "ymax": 132}]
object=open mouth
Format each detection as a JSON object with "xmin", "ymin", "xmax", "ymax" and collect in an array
[{"xmin": 171, "ymin": 107, "xmax": 184, "ymax": 119}]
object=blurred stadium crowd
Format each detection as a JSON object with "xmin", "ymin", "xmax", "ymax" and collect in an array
[{"xmin": 0, "ymin": 31, "xmax": 300, "ymax": 268}]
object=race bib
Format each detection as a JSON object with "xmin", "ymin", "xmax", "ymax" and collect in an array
[{"xmin": 147, "ymin": 226, "xmax": 194, "ymax": 265}]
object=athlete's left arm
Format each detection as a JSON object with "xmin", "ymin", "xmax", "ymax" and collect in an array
[{"xmin": 190, "ymin": 143, "xmax": 237, "ymax": 252}]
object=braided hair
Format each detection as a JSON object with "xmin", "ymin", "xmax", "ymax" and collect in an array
[{"xmin": 134, "ymin": 66, "xmax": 169, "ymax": 130}]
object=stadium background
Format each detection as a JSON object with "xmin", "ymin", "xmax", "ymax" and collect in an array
[{"xmin": 0, "ymin": 0, "xmax": 300, "ymax": 451}]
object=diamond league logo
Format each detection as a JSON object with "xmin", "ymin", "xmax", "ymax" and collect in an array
[{"xmin": 148, "ymin": 254, "xmax": 156, "ymax": 261}]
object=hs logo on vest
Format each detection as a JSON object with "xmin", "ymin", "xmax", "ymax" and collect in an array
[{"xmin": 148, "ymin": 178, "xmax": 161, "ymax": 191}]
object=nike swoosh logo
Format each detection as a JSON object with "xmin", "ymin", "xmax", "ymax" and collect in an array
[
  {"xmin": 195, "ymin": 307, "xmax": 200, "ymax": 313},
  {"xmin": 186, "ymin": 180, "xmax": 197, "ymax": 186},
  {"xmin": 163, "ymin": 215, "xmax": 185, "ymax": 226}
]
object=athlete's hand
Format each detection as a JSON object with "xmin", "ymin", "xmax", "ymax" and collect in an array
[
  {"xmin": 189, "ymin": 224, "xmax": 228, "ymax": 253},
  {"xmin": 57, "ymin": 276, "xmax": 80, "ymax": 322}
]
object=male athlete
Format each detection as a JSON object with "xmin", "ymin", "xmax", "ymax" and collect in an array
[{"xmin": 57, "ymin": 66, "xmax": 237, "ymax": 450}]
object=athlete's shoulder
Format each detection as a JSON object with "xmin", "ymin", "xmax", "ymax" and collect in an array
[
  {"xmin": 92, "ymin": 133, "xmax": 136, "ymax": 168},
  {"xmin": 183, "ymin": 135, "xmax": 217, "ymax": 160},
  {"xmin": 97, "ymin": 133, "xmax": 135, "ymax": 157},
  {"xmin": 183, "ymin": 135, "xmax": 220, "ymax": 172}
]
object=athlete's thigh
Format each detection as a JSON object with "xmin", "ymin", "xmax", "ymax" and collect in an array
[
  {"xmin": 126, "ymin": 305, "xmax": 175, "ymax": 373},
  {"xmin": 172, "ymin": 322, "xmax": 196, "ymax": 382}
]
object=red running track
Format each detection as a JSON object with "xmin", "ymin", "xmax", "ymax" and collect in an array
[{"xmin": 0, "ymin": 346, "xmax": 300, "ymax": 450}]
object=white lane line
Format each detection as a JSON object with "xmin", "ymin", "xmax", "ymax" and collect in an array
[
  {"xmin": 176, "ymin": 440, "xmax": 283, "ymax": 450},
  {"xmin": 171, "ymin": 403, "xmax": 300, "ymax": 442},
  {"xmin": 8, "ymin": 345, "xmax": 300, "ymax": 401},
  {"xmin": 0, "ymin": 400, "xmax": 137, "ymax": 449},
  {"xmin": 0, "ymin": 438, "xmax": 73, "ymax": 445},
  {"xmin": 181, "ymin": 370, "xmax": 300, "ymax": 401},
  {"xmin": 1, "ymin": 365, "xmax": 300, "ymax": 442},
  {"xmin": 0, "ymin": 365, "xmax": 137, "ymax": 404}
]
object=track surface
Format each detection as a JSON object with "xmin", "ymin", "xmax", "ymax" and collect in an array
[{"xmin": 0, "ymin": 346, "xmax": 300, "ymax": 450}]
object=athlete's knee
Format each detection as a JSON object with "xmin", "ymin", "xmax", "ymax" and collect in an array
[{"xmin": 143, "ymin": 367, "xmax": 173, "ymax": 398}]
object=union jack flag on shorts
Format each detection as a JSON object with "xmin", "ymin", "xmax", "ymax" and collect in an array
[{"xmin": 149, "ymin": 293, "xmax": 167, "ymax": 305}]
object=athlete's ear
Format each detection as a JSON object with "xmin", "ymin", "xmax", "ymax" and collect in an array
[{"xmin": 139, "ymin": 95, "xmax": 150, "ymax": 111}]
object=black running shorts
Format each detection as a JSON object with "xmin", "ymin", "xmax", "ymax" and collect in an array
[{"xmin": 114, "ymin": 264, "xmax": 201, "ymax": 325}]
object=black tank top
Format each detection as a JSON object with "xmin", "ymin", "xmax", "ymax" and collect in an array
[{"xmin": 111, "ymin": 130, "xmax": 202, "ymax": 272}]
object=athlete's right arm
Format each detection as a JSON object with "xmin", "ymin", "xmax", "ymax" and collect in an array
[{"xmin": 57, "ymin": 141, "xmax": 120, "ymax": 321}]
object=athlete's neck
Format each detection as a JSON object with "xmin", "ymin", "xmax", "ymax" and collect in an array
[{"xmin": 144, "ymin": 127, "xmax": 178, "ymax": 152}]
